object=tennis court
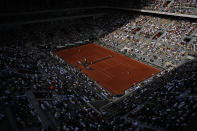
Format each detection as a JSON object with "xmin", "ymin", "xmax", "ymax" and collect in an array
[{"xmin": 56, "ymin": 44, "xmax": 160, "ymax": 95}]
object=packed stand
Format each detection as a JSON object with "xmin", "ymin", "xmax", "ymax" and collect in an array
[
  {"xmin": 0, "ymin": 12, "xmax": 197, "ymax": 131},
  {"xmin": 99, "ymin": 14, "xmax": 197, "ymax": 68},
  {"xmin": 133, "ymin": 0, "xmax": 197, "ymax": 16}
]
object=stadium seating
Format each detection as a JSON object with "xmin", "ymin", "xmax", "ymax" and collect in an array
[{"xmin": 0, "ymin": 5, "xmax": 196, "ymax": 130}]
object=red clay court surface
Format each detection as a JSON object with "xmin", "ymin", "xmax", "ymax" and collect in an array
[{"xmin": 56, "ymin": 44, "xmax": 160, "ymax": 95}]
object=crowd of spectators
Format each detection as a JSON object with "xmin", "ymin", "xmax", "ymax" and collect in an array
[
  {"xmin": 0, "ymin": 39, "xmax": 144, "ymax": 131},
  {"xmin": 134, "ymin": 0, "xmax": 197, "ymax": 16},
  {"xmin": 0, "ymin": 12, "xmax": 196, "ymax": 130},
  {"xmin": 126, "ymin": 60, "xmax": 197, "ymax": 130},
  {"xmin": 99, "ymin": 14, "xmax": 197, "ymax": 68},
  {"xmin": 0, "ymin": 46, "xmax": 43, "ymax": 130}
]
